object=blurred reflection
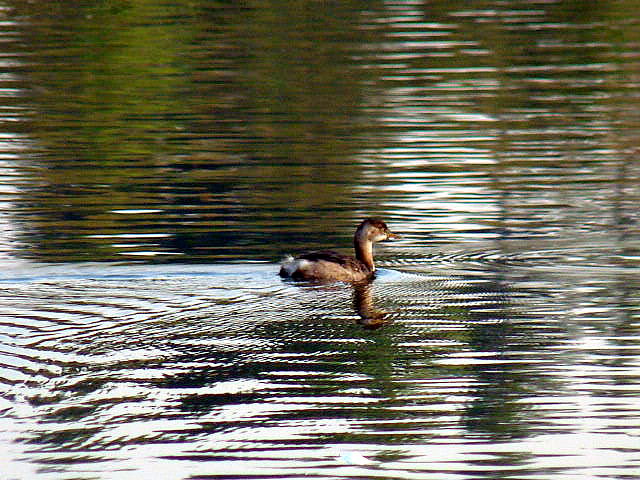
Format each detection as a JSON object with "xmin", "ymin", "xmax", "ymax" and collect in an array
[
  {"xmin": 353, "ymin": 281, "xmax": 391, "ymax": 329},
  {"xmin": 0, "ymin": 0, "xmax": 636, "ymax": 263},
  {"xmin": 0, "ymin": 0, "xmax": 379, "ymax": 262}
]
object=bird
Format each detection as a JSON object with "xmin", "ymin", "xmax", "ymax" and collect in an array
[{"xmin": 279, "ymin": 218, "xmax": 399, "ymax": 282}]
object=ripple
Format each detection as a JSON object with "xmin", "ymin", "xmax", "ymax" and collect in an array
[
  {"xmin": 0, "ymin": 248, "xmax": 637, "ymax": 479},
  {"xmin": 2, "ymin": 0, "xmax": 640, "ymax": 478}
]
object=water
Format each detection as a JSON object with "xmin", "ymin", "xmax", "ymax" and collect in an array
[{"xmin": 1, "ymin": 1, "xmax": 639, "ymax": 479}]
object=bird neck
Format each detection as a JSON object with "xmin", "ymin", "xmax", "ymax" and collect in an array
[{"xmin": 354, "ymin": 232, "xmax": 374, "ymax": 271}]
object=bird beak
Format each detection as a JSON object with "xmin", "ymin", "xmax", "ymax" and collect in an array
[{"xmin": 387, "ymin": 232, "xmax": 401, "ymax": 240}]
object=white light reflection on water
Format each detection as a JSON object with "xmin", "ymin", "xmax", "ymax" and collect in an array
[
  {"xmin": 0, "ymin": 137, "xmax": 31, "ymax": 259},
  {"xmin": 0, "ymin": 243, "xmax": 638, "ymax": 480},
  {"xmin": 0, "ymin": 1, "xmax": 638, "ymax": 479}
]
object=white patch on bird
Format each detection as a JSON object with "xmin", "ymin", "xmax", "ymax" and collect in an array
[{"xmin": 280, "ymin": 256, "xmax": 310, "ymax": 275}]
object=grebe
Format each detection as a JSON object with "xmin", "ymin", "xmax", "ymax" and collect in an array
[{"xmin": 279, "ymin": 218, "xmax": 399, "ymax": 282}]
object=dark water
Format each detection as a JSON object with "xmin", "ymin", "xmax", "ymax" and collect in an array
[{"xmin": 1, "ymin": 1, "xmax": 640, "ymax": 479}]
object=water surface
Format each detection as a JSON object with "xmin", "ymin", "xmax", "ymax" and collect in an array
[{"xmin": 0, "ymin": 1, "xmax": 639, "ymax": 479}]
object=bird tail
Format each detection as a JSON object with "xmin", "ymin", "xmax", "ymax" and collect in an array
[{"xmin": 279, "ymin": 255, "xmax": 296, "ymax": 277}]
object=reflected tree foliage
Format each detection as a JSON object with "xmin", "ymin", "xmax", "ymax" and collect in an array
[{"xmin": 0, "ymin": 0, "xmax": 637, "ymax": 261}]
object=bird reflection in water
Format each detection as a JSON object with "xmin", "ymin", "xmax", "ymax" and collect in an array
[{"xmin": 352, "ymin": 281, "xmax": 391, "ymax": 329}]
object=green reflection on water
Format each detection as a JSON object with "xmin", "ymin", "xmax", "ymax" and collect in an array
[{"xmin": 0, "ymin": 0, "xmax": 637, "ymax": 262}]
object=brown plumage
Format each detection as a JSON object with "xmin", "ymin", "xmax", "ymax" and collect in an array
[{"xmin": 279, "ymin": 218, "xmax": 399, "ymax": 282}]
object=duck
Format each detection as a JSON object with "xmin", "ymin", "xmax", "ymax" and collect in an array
[{"xmin": 279, "ymin": 218, "xmax": 399, "ymax": 282}]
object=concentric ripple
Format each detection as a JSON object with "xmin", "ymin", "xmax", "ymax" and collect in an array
[{"xmin": 0, "ymin": 237, "xmax": 639, "ymax": 479}]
